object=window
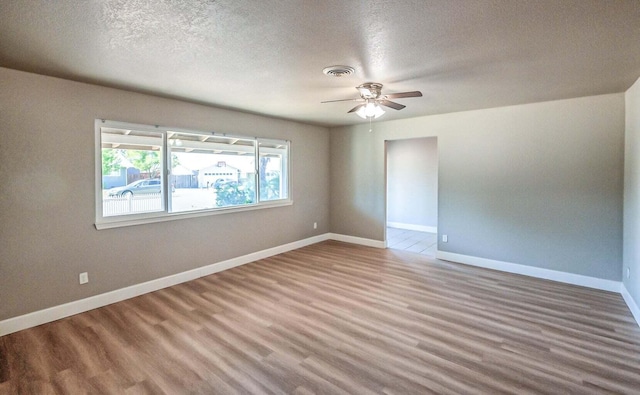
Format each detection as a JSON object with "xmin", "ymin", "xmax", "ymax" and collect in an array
[{"xmin": 96, "ymin": 120, "xmax": 290, "ymax": 229}]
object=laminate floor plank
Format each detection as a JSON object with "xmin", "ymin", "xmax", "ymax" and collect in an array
[{"xmin": 2, "ymin": 241, "xmax": 640, "ymax": 394}]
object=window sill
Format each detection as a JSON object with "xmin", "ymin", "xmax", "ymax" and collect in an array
[{"xmin": 95, "ymin": 200, "xmax": 293, "ymax": 230}]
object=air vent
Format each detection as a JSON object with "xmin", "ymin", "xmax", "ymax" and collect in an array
[{"xmin": 322, "ymin": 65, "xmax": 355, "ymax": 77}]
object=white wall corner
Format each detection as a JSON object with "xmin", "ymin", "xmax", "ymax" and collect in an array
[
  {"xmin": 621, "ymin": 284, "xmax": 640, "ymax": 328},
  {"xmin": 435, "ymin": 250, "xmax": 622, "ymax": 293},
  {"xmin": 0, "ymin": 233, "xmax": 332, "ymax": 337}
]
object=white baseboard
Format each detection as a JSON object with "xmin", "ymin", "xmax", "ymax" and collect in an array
[
  {"xmin": 439, "ymin": 250, "xmax": 639, "ymax": 328},
  {"xmin": 329, "ymin": 233, "xmax": 386, "ymax": 248},
  {"xmin": 3, "ymin": 234, "xmax": 635, "ymax": 337},
  {"xmin": 387, "ymin": 222, "xmax": 437, "ymax": 233},
  {"xmin": 435, "ymin": 251, "xmax": 621, "ymax": 293},
  {"xmin": 621, "ymin": 284, "xmax": 640, "ymax": 328},
  {"xmin": 0, "ymin": 234, "xmax": 331, "ymax": 337}
]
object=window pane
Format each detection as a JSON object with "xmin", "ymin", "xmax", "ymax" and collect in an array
[
  {"xmin": 96, "ymin": 120, "xmax": 291, "ymax": 228},
  {"xmin": 100, "ymin": 127, "xmax": 164, "ymax": 217},
  {"xmin": 168, "ymin": 132, "xmax": 256, "ymax": 212},
  {"xmin": 258, "ymin": 140, "xmax": 288, "ymax": 201}
]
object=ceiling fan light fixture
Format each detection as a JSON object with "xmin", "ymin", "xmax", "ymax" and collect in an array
[
  {"xmin": 374, "ymin": 105, "xmax": 385, "ymax": 118},
  {"xmin": 357, "ymin": 82, "xmax": 383, "ymax": 99},
  {"xmin": 356, "ymin": 101, "xmax": 385, "ymax": 119},
  {"xmin": 359, "ymin": 87, "xmax": 372, "ymax": 97},
  {"xmin": 322, "ymin": 81, "xmax": 419, "ymax": 121}
]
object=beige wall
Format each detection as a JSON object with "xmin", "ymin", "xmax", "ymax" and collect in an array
[
  {"xmin": 624, "ymin": 76, "xmax": 640, "ymax": 306},
  {"xmin": 331, "ymin": 94, "xmax": 625, "ymax": 280},
  {"xmin": 0, "ymin": 67, "xmax": 330, "ymax": 320}
]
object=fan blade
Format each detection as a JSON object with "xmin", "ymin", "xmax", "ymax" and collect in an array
[
  {"xmin": 378, "ymin": 100, "xmax": 406, "ymax": 110},
  {"xmin": 321, "ymin": 98, "xmax": 363, "ymax": 103},
  {"xmin": 383, "ymin": 91, "xmax": 423, "ymax": 99},
  {"xmin": 348, "ymin": 104, "xmax": 366, "ymax": 113}
]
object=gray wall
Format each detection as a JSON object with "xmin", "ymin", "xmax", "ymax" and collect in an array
[
  {"xmin": 387, "ymin": 137, "xmax": 438, "ymax": 229},
  {"xmin": 0, "ymin": 67, "xmax": 330, "ymax": 320},
  {"xmin": 0, "ymin": 65, "xmax": 631, "ymax": 322},
  {"xmin": 624, "ymin": 77, "xmax": 640, "ymax": 306},
  {"xmin": 331, "ymin": 94, "xmax": 625, "ymax": 281}
]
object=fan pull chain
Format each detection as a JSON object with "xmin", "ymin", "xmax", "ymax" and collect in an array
[{"xmin": 369, "ymin": 116, "xmax": 373, "ymax": 133}]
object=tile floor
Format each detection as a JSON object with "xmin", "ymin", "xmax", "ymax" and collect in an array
[{"xmin": 386, "ymin": 227, "xmax": 438, "ymax": 256}]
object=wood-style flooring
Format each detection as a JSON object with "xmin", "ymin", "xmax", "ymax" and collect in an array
[{"xmin": 1, "ymin": 241, "xmax": 640, "ymax": 394}]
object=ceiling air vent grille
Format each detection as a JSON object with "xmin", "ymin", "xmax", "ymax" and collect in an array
[{"xmin": 323, "ymin": 65, "xmax": 355, "ymax": 77}]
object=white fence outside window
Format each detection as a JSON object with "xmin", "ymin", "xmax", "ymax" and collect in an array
[{"xmin": 103, "ymin": 194, "xmax": 162, "ymax": 217}]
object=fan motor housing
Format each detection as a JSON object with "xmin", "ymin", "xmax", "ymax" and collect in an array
[{"xmin": 358, "ymin": 82, "xmax": 383, "ymax": 99}]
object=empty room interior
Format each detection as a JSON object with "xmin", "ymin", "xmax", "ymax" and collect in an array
[{"xmin": 2, "ymin": 1, "xmax": 640, "ymax": 393}]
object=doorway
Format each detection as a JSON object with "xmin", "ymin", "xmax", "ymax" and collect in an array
[{"xmin": 386, "ymin": 137, "xmax": 438, "ymax": 256}]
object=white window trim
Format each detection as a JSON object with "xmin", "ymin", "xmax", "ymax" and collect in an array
[{"xmin": 95, "ymin": 119, "xmax": 292, "ymax": 230}]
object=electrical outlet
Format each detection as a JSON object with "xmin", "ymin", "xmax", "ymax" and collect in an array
[
  {"xmin": 79, "ymin": 272, "xmax": 89, "ymax": 284},
  {"xmin": 627, "ymin": 267, "xmax": 631, "ymax": 279},
  {"xmin": 442, "ymin": 234, "xmax": 448, "ymax": 243},
  {"xmin": 313, "ymin": 222, "xmax": 317, "ymax": 229}
]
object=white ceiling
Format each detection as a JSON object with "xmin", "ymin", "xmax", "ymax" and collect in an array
[{"xmin": 1, "ymin": 0, "xmax": 639, "ymax": 127}]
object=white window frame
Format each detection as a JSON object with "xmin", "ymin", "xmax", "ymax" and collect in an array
[{"xmin": 95, "ymin": 119, "xmax": 292, "ymax": 230}]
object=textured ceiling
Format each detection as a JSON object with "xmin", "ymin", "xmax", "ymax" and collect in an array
[{"xmin": 1, "ymin": 0, "xmax": 639, "ymax": 127}]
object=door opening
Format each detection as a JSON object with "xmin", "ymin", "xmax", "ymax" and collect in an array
[{"xmin": 385, "ymin": 137, "xmax": 438, "ymax": 256}]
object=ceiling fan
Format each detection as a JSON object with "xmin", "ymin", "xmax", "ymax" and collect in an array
[{"xmin": 322, "ymin": 82, "xmax": 422, "ymax": 119}]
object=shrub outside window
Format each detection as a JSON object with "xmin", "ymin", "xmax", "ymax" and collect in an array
[{"xmin": 96, "ymin": 120, "xmax": 290, "ymax": 229}]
